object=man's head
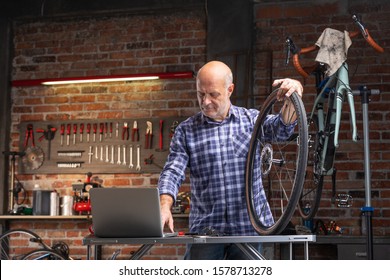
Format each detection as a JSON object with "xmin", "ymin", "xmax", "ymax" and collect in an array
[{"xmin": 196, "ymin": 61, "xmax": 234, "ymax": 122}]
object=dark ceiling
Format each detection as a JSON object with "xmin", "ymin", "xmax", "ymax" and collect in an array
[{"xmin": 0, "ymin": 0, "xmax": 205, "ymax": 19}]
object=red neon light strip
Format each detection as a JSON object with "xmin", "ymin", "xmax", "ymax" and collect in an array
[{"xmin": 11, "ymin": 71, "xmax": 194, "ymax": 87}]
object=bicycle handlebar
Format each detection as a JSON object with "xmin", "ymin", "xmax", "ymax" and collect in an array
[{"xmin": 286, "ymin": 14, "xmax": 384, "ymax": 78}]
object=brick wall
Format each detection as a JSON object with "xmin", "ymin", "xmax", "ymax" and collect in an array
[
  {"xmin": 8, "ymin": 9, "xmax": 205, "ymax": 260},
  {"xmin": 6, "ymin": 0, "xmax": 390, "ymax": 260}
]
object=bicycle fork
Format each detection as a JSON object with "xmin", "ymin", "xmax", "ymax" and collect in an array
[{"xmin": 334, "ymin": 63, "xmax": 358, "ymax": 147}]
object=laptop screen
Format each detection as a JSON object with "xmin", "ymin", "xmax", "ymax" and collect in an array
[{"xmin": 90, "ymin": 187, "xmax": 164, "ymax": 238}]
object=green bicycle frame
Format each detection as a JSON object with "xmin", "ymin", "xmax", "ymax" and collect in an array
[{"xmin": 309, "ymin": 63, "xmax": 358, "ymax": 175}]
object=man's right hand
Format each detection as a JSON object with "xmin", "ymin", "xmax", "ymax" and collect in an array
[{"xmin": 160, "ymin": 194, "xmax": 174, "ymax": 232}]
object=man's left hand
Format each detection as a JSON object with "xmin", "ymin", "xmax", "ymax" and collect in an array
[{"xmin": 273, "ymin": 78, "xmax": 303, "ymax": 101}]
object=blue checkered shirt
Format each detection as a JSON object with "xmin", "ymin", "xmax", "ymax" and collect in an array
[{"xmin": 158, "ymin": 105, "xmax": 295, "ymax": 235}]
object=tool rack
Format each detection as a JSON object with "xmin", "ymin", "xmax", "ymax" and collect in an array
[{"xmin": 18, "ymin": 117, "xmax": 185, "ymax": 174}]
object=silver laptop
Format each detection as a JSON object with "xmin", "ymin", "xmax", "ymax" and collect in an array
[{"xmin": 90, "ymin": 187, "xmax": 166, "ymax": 238}]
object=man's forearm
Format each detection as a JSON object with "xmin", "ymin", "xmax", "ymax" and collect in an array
[
  {"xmin": 281, "ymin": 99, "xmax": 297, "ymax": 124},
  {"xmin": 160, "ymin": 194, "xmax": 174, "ymax": 210}
]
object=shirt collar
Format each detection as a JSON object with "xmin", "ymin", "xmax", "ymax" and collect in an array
[{"xmin": 199, "ymin": 105, "xmax": 239, "ymax": 125}]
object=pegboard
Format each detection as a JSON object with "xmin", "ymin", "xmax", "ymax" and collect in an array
[{"xmin": 18, "ymin": 118, "xmax": 185, "ymax": 174}]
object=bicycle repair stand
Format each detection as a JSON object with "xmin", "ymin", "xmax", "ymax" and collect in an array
[{"xmin": 356, "ymin": 85, "xmax": 379, "ymax": 260}]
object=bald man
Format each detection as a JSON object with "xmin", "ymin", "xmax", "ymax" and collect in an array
[{"xmin": 158, "ymin": 61, "xmax": 303, "ymax": 259}]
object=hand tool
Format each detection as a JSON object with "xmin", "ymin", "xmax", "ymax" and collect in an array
[
  {"xmin": 110, "ymin": 145, "xmax": 115, "ymax": 164},
  {"xmin": 86, "ymin": 123, "xmax": 91, "ymax": 142},
  {"xmin": 95, "ymin": 146, "xmax": 98, "ymax": 159},
  {"xmin": 144, "ymin": 154, "xmax": 154, "ymax": 165},
  {"xmin": 22, "ymin": 146, "xmax": 44, "ymax": 170},
  {"xmin": 60, "ymin": 124, "xmax": 65, "ymax": 146},
  {"xmin": 58, "ymin": 151, "xmax": 83, "ymax": 157},
  {"xmin": 122, "ymin": 122, "xmax": 129, "ymax": 140},
  {"xmin": 105, "ymin": 122, "xmax": 108, "ymax": 138},
  {"xmin": 122, "ymin": 145, "xmax": 127, "ymax": 165},
  {"xmin": 36, "ymin": 125, "xmax": 57, "ymax": 160},
  {"xmin": 73, "ymin": 124, "xmax": 77, "ymax": 145},
  {"xmin": 66, "ymin": 124, "xmax": 71, "ymax": 146},
  {"xmin": 57, "ymin": 162, "xmax": 83, "ymax": 168},
  {"xmin": 93, "ymin": 123, "xmax": 97, "ymax": 142},
  {"xmin": 88, "ymin": 146, "xmax": 93, "ymax": 164},
  {"xmin": 115, "ymin": 122, "xmax": 119, "ymax": 138},
  {"xmin": 156, "ymin": 120, "xmax": 166, "ymax": 152},
  {"xmin": 145, "ymin": 121, "xmax": 153, "ymax": 149},
  {"xmin": 79, "ymin": 123, "xmax": 84, "ymax": 142},
  {"xmin": 99, "ymin": 123, "xmax": 104, "ymax": 142},
  {"xmin": 117, "ymin": 145, "xmax": 121, "ymax": 165},
  {"xmin": 100, "ymin": 145, "xmax": 104, "ymax": 161},
  {"xmin": 144, "ymin": 154, "xmax": 164, "ymax": 169},
  {"xmin": 129, "ymin": 144, "xmax": 134, "ymax": 169},
  {"xmin": 132, "ymin": 121, "xmax": 139, "ymax": 142},
  {"xmin": 136, "ymin": 145, "xmax": 141, "ymax": 171},
  {"xmin": 105, "ymin": 145, "xmax": 109, "ymax": 163},
  {"xmin": 109, "ymin": 122, "xmax": 113, "ymax": 138},
  {"xmin": 169, "ymin": 120, "xmax": 179, "ymax": 138}
]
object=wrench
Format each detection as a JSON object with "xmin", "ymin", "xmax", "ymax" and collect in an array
[
  {"xmin": 129, "ymin": 145, "xmax": 133, "ymax": 169},
  {"xmin": 110, "ymin": 145, "xmax": 115, "ymax": 164},
  {"xmin": 88, "ymin": 146, "xmax": 93, "ymax": 164},
  {"xmin": 95, "ymin": 146, "xmax": 98, "ymax": 159},
  {"xmin": 105, "ymin": 145, "xmax": 109, "ymax": 162},
  {"xmin": 100, "ymin": 146, "xmax": 104, "ymax": 161},
  {"xmin": 122, "ymin": 145, "xmax": 127, "ymax": 165},
  {"xmin": 117, "ymin": 145, "xmax": 121, "ymax": 165},
  {"xmin": 136, "ymin": 145, "xmax": 141, "ymax": 171}
]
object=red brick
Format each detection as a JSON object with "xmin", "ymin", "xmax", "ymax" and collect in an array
[
  {"xmin": 44, "ymin": 96, "xmax": 69, "ymax": 104},
  {"xmin": 85, "ymin": 103, "xmax": 109, "ymax": 111},
  {"xmin": 70, "ymin": 95, "xmax": 96, "ymax": 103}
]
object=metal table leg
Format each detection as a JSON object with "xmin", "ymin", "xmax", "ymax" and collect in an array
[
  {"xmin": 129, "ymin": 244, "xmax": 155, "ymax": 260},
  {"xmin": 235, "ymin": 243, "xmax": 266, "ymax": 260}
]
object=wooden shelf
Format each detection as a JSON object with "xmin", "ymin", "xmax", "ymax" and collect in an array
[
  {"xmin": 0, "ymin": 213, "xmax": 188, "ymax": 220},
  {"xmin": 0, "ymin": 215, "xmax": 91, "ymax": 220}
]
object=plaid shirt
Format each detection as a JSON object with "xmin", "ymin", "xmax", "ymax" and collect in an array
[{"xmin": 158, "ymin": 105, "xmax": 295, "ymax": 235}]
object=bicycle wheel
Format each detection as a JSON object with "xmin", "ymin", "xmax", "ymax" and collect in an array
[
  {"xmin": 246, "ymin": 90, "xmax": 308, "ymax": 235},
  {"xmin": 0, "ymin": 229, "xmax": 46, "ymax": 260},
  {"xmin": 298, "ymin": 114, "xmax": 324, "ymax": 220},
  {"xmin": 22, "ymin": 249, "xmax": 68, "ymax": 260}
]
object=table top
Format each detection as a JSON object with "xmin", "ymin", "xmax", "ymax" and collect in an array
[
  {"xmin": 316, "ymin": 235, "xmax": 390, "ymax": 244},
  {"xmin": 82, "ymin": 234, "xmax": 316, "ymax": 246}
]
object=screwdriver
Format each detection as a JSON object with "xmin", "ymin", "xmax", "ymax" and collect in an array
[
  {"xmin": 73, "ymin": 124, "xmax": 77, "ymax": 145},
  {"xmin": 86, "ymin": 123, "xmax": 91, "ymax": 142},
  {"xmin": 66, "ymin": 124, "xmax": 71, "ymax": 146},
  {"xmin": 80, "ymin": 123, "xmax": 84, "ymax": 142},
  {"xmin": 60, "ymin": 124, "xmax": 65, "ymax": 146}
]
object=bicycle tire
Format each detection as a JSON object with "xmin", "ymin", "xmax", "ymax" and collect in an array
[
  {"xmin": 0, "ymin": 229, "xmax": 47, "ymax": 260},
  {"xmin": 298, "ymin": 114, "xmax": 324, "ymax": 220},
  {"xmin": 22, "ymin": 248, "xmax": 68, "ymax": 260},
  {"xmin": 245, "ymin": 90, "xmax": 308, "ymax": 235}
]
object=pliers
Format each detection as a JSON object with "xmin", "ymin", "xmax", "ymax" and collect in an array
[
  {"xmin": 24, "ymin": 124, "xmax": 35, "ymax": 147},
  {"xmin": 145, "ymin": 121, "xmax": 153, "ymax": 149},
  {"xmin": 131, "ymin": 121, "xmax": 139, "ymax": 142},
  {"xmin": 122, "ymin": 122, "xmax": 129, "ymax": 140}
]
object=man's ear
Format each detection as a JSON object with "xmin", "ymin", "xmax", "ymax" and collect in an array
[{"xmin": 228, "ymin": 83, "xmax": 234, "ymax": 97}]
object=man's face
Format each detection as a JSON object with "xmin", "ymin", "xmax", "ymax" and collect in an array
[{"xmin": 196, "ymin": 78, "xmax": 233, "ymax": 122}]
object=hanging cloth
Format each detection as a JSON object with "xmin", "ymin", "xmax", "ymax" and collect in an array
[{"xmin": 315, "ymin": 28, "xmax": 352, "ymax": 77}]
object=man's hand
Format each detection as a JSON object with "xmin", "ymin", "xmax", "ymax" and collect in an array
[
  {"xmin": 160, "ymin": 194, "xmax": 174, "ymax": 232},
  {"xmin": 273, "ymin": 78, "xmax": 303, "ymax": 101}
]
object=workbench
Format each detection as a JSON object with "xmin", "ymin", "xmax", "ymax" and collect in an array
[{"xmin": 83, "ymin": 234, "xmax": 316, "ymax": 260}]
